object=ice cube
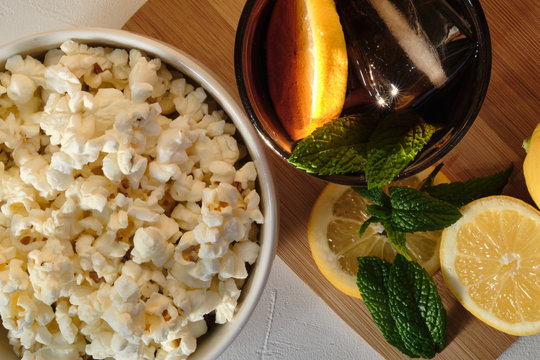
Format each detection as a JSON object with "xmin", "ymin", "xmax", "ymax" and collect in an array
[{"xmin": 336, "ymin": 0, "xmax": 475, "ymax": 113}]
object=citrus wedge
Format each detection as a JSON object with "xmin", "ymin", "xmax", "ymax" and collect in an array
[
  {"xmin": 440, "ymin": 195, "xmax": 540, "ymax": 336},
  {"xmin": 308, "ymin": 168, "xmax": 448, "ymax": 298},
  {"xmin": 266, "ymin": 0, "xmax": 348, "ymax": 140},
  {"xmin": 523, "ymin": 123, "xmax": 540, "ymax": 208}
]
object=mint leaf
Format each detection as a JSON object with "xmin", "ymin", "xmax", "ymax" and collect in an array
[
  {"xmin": 366, "ymin": 110, "xmax": 439, "ymax": 189},
  {"xmin": 389, "ymin": 186, "xmax": 462, "ymax": 232},
  {"xmin": 385, "ymin": 224, "xmax": 411, "ymax": 260},
  {"xmin": 353, "ymin": 187, "xmax": 390, "ymax": 207},
  {"xmin": 288, "ymin": 114, "xmax": 378, "ymax": 175},
  {"xmin": 424, "ymin": 164, "xmax": 513, "ymax": 207},
  {"xmin": 357, "ymin": 256, "xmax": 446, "ymax": 358},
  {"xmin": 388, "ymin": 255, "xmax": 447, "ymax": 358},
  {"xmin": 357, "ymin": 257, "xmax": 418, "ymax": 358}
]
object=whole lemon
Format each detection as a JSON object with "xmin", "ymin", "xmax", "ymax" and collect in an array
[{"xmin": 523, "ymin": 123, "xmax": 540, "ymax": 208}]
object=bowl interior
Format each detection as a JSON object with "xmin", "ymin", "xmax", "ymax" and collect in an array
[
  {"xmin": 0, "ymin": 28, "xmax": 277, "ymax": 360},
  {"xmin": 235, "ymin": 0, "xmax": 492, "ymax": 186}
]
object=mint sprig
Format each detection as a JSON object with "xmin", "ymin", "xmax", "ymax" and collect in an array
[
  {"xmin": 366, "ymin": 110, "xmax": 439, "ymax": 189},
  {"xmin": 355, "ymin": 185, "xmax": 461, "ymax": 257},
  {"xmin": 288, "ymin": 114, "xmax": 377, "ymax": 175},
  {"xmin": 356, "ymin": 257, "xmax": 417, "ymax": 358},
  {"xmin": 389, "ymin": 187, "xmax": 462, "ymax": 232},
  {"xmin": 353, "ymin": 165, "xmax": 513, "ymax": 258},
  {"xmin": 288, "ymin": 110, "xmax": 438, "ymax": 187},
  {"xmin": 387, "ymin": 255, "xmax": 447, "ymax": 358},
  {"xmin": 422, "ymin": 164, "xmax": 513, "ymax": 207},
  {"xmin": 357, "ymin": 255, "xmax": 446, "ymax": 359},
  {"xmin": 354, "ymin": 164, "xmax": 512, "ymax": 358}
]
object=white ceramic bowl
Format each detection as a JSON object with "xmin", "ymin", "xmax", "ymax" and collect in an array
[{"xmin": 0, "ymin": 28, "xmax": 278, "ymax": 360}]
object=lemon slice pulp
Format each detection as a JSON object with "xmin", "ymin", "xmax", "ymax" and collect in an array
[{"xmin": 441, "ymin": 195, "xmax": 540, "ymax": 336}]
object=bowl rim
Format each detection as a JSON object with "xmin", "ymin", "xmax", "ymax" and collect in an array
[
  {"xmin": 234, "ymin": 0, "xmax": 492, "ymax": 186},
  {"xmin": 0, "ymin": 27, "xmax": 278, "ymax": 360}
]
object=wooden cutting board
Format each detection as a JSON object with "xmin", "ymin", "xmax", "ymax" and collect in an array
[{"xmin": 124, "ymin": 0, "xmax": 539, "ymax": 358}]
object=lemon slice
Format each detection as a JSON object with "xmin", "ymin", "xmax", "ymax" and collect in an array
[
  {"xmin": 440, "ymin": 195, "xmax": 540, "ymax": 336},
  {"xmin": 266, "ymin": 0, "xmax": 348, "ymax": 140},
  {"xmin": 308, "ymin": 168, "xmax": 448, "ymax": 298}
]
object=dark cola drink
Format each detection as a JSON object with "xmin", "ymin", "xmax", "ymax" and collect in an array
[{"xmin": 335, "ymin": 0, "xmax": 483, "ymax": 129}]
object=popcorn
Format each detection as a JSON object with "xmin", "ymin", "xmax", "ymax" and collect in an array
[
  {"xmin": 0, "ymin": 112, "xmax": 24, "ymax": 150},
  {"xmin": 214, "ymin": 134, "xmax": 240, "ymax": 165},
  {"xmin": 234, "ymin": 161, "xmax": 257, "ymax": 190},
  {"xmin": 114, "ymin": 273, "xmax": 139, "ymax": 302},
  {"xmin": 27, "ymin": 239, "xmax": 76, "ymax": 305},
  {"xmin": 0, "ymin": 41, "xmax": 263, "ymax": 360},
  {"xmin": 107, "ymin": 210, "xmax": 129, "ymax": 231},
  {"xmin": 200, "ymin": 183, "xmax": 239, "ymax": 227},
  {"xmin": 173, "ymin": 86, "xmax": 207, "ymax": 121},
  {"xmin": 117, "ymin": 150, "xmax": 148, "ymax": 187},
  {"xmin": 170, "ymin": 230, "xmax": 220, "ymax": 288},
  {"xmin": 143, "ymin": 293, "xmax": 179, "ymax": 343},
  {"xmin": 128, "ymin": 196, "xmax": 163, "ymax": 223},
  {"xmin": 84, "ymin": 323, "xmax": 140, "ymax": 360},
  {"xmin": 215, "ymin": 279, "xmax": 241, "ymax": 324},
  {"xmin": 5, "ymin": 54, "xmax": 46, "ymax": 88},
  {"xmin": 131, "ymin": 81, "xmax": 154, "ymax": 104},
  {"xmin": 41, "ymin": 208, "xmax": 80, "ymax": 241},
  {"xmin": 171, "ymin": 202, "xmax": 201, "ymax": 231},
  {"xmin": 10, "ymin": 291, "xmax": 39, "ymax": 329},
  {"xmin": 218, "ymin": 243, "xmax": 257, "ymax": 281},
  {"xmin": 107, "ymin": 49, "xmax": 130, "ymax": 81},
  {"xmin": 44, "ymin": 64, "xmax": 81, "ymax": 95},
  {"xmin": 73, "ymin": 175, "xmax": 111, "ymax": 212},
  {"xmin": 100, "ymin": 283, "xmax": 145, "ymax": 343},
  {"xmin": 7, "ymin": 73, "xmax": 37, "ymax": 104},
  {"xmin": 19, "ymin": 154, "xmax": 58, "ymax": 200},
  {"xmin": 194, "ymin": 136, "xmax": 220, "ymax": 172},
  {"xmin": 9, "ymin": 209, "xmax": 48, "ymax": 251},
  {"xmin": 156, "ymin": 128, "xmax": 192, "ymax": 163},
  {"xmin": 55, "ymin": 300, "xmax": 78, "ymax": 344},
  {"xmin": 0, "ymin": 169, "xmax": 39, "ymax": 218},
  {"xmin": 186, "ymin": 289, "xmax": 221, "ymax": 323},
  {"xmin": 149, "ymin": 161, "xmax": 179, "ymax": 183},
  {"xmin": 93, "ymin": 231, "xmax": 130, "ymax": 259},
  {"xmin": 44, "ymin": 49, "xmax": 64, "ymax": 67},
  {"xmin": 90, "ymin": 251, "xmax": 121, "ymax": 284},
  {"xmin": 209, "ymin": 160, "xmax": 235, "ymax": 184},
  {"xmin": 67, "ymin": 90, "xmax": 95, "ymax": 113},
  {"xmin": 129, "ymin": 56, "xmax": 161, "ymax": 102},
  {"xmin": 59, "ymin": 40, "xmax": 112, "ymax": 79},
  {"xmin": 0, "ymin": 258, "xmax": 29, "ymax": 293},
  {"xmin": 205, "ymin": 116, "xmax": 225, "ymax": 137},
  {"xmin": 79, "ymin": 215, "xmax": 104, "ymax": 235},
  {"xmin": 35, "ymin": 325, "xmax": 53, "ymax": 345},
  {"xmin": 132, "ymin": 226, "xmax": 174, "ymax": 267},
  {"xmin": 69, "ymin": 286, "xmax": 98, "ymax": 323},
  {"xmin": 244, "ymin": 189, "xmax": 265, "ymax": 224},
  {"xmin": 170, "ymin": 173, "xmax": 205, "ymax": 202}
]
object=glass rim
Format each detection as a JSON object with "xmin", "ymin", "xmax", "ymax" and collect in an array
[{"xmin": 234, "ymin": 0, "xmax": 492, "ymax": 186}]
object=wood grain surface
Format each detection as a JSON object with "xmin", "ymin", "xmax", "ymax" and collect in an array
[{"xmin": 124, "ymin": 0, "xmax": 539, "ymax": 358}]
